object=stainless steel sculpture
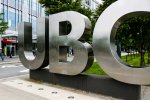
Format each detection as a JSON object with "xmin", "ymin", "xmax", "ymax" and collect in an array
[
  {"xmin": 18, "ymin": 17, "xmax": 49, "ymax": 69},
  {"xmin": 49, "ymin": 11, "xmax": 94, "ymax": 75},
  {"xmin": 93, "ymin": 0, "xmax": 150, "ymax": 85},
  {"xmin": 18, "ymin": 0, "xmax": 150, "ymax": 85}
]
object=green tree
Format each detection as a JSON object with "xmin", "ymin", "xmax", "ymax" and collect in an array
[
  {"xmin": 39, "ymin": 0, "xmax": 92, "ymax": 19},
  {"xmin": 94, "ymin": 0, "xmax": 116, "ymax": 19},
  {"xmin": 39, "ymin": 0, "xmax": 93, "ymax": 42},
  {"xmin": 0, "ymin": 13, "xmax": 8, "ymax": 48}
]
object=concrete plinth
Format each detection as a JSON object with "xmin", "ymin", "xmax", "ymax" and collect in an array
[{"xmin": 30, "ymin": 69, "xmax": 141, "ymax": 100}]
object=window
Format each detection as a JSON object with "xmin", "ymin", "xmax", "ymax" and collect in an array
[
  {"xmin": 29, "ymin": 0, "xmax": 32, "ymax": 14},
  {"xmin": 8, "ymin": 0, "xmax": 15, "ymax": 8},
  {"xmin": 32, "ymin": 2, "xmax": 36, "ymax": 16},
  {"xmin": 1, "ymin": 0, "xmax": 3, "ymax": 3},
  {"xmin": 38, "ymin": 4, "xmax": 40, "ymax": 16},
  {"xmin": 37, "ymin": 3, "xmax": 42, "ymax": 17},
  {"xmin": 16, "ymin": 10, "xmax": 19, "ymax": 29},
  {"xmin": 4, "ymin": 6, "xmax": 8, "ymax": 22},
  {"xmin": 0, "ymin": 8, "xmax": 3, "ymax": 19},
  {"xmin": 8, "ymin": 8, "xmax": 16, "ymax": 29},
  {"xmin": 85, "ymin": 0, "xmax": 90, "ymax": 6},
  {"xmin": 32, "ymin": 16, "xmax": 36, "ymax": 32},
  {"xmin": 3, "ymin": 0, "xmax": 8, "ymax": 5},
  {"xmin": 23, "ymin": 0, "xmax": 29, "ymax": 8},
  {"xmin": 32, "ymin": 0, "xmax": 36, "ymax": 3},
  {"xmin": 18, "ymin": 0, "xmax": 22, "ymax": 10},
  {"xmin": 19, "ymin": 11, "xmax": 22, "ymax": 22},
  {"xmin": 16, "ymin": 0, "xmax": 19, "ymax": 9},
  {"xmin": 29, "ymin": 14, "xmax": 32, "ymax": 22},
  {"xmin": 39, "ymin": 5, "xmax": 42, "ymax": 16},
  {"xmin": 36, "ymin": 3, "xmax": 39, "ymax": 16}
]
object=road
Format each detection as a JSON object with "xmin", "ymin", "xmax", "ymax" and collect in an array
[
  {"xmin": 0, "ymin": 62, "xmax": 28, "ymax": 79},
  {"xmin": 0, "ymin": 52, "xmax": 36, "ymax": 79},
  {"xmin": 0, "ymin": 51, "xmax": 74, "ymax": 79}
]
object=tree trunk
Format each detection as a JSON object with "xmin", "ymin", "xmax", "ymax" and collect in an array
[
  {"xmin": 126, "ymin": 55, "xmax": 127, "ymax": 62},
  {"xmin": 147, "ymin": 52, "xmax": 150, "ymax": 64},
  {"xmin": 0, "ymin": 34, "xmax": 2, "ymax": 48},
  {"xmin": 140, "ymin": 49, "xmax": 145, "ymax": 66},
  {"xmin": 133, "ymin": 51, "xmax": 135, "ymax": 58},
  {"xmin": 147, "ymin": 47, "xmax": 150, "ymax": 64},
  {"xmin": 130, "ymin": 52, "xmax": 133, "ymax": 60},
  {"xmin": 116, "ymin": 41, "xmax": 121, "ymax": 58}
]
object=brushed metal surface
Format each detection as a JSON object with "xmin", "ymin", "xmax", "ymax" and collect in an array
[
  {"xmin": 18, "ymin": 17, "xmax": 49, "ymax": 70},
  {"xmin": 93, "ymin": 0, "xmax": 150, "ymax": 85},
  {"xmin": 49, "ymin": 11, "xmax": 94, "ymax": 75}
]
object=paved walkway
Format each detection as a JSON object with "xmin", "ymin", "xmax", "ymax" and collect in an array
[
  {"xmin": 0, "ymin": 75, "xmax": 120, "ymax": 100},
  {"xmin": 0, "ymin": 75, "xmax": 150, "ymax": 100},
  {"xmin": 0, "ymin": 56, "xmax": 20, "ymax": 65}
]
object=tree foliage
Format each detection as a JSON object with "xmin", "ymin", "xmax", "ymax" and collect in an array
[
  {"xmin": 93, "ymin": 0, "xmax": 116, "ymax": 20},
  {"xmin": 117, "ymin": 16, "xmax": 150, "ymax": 66},
  {"xmin": 39, "ymin": 0, "xmax": 94, "ymax": 42},
  {"xmin": 0, "ymin": 13, "xmax": 8, "ymax": 34},
  {"xmin": 39, "ymin": 0, "xmax": 93, "ymax": 20}
]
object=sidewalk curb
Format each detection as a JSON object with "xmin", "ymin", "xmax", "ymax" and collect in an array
[
  {"xmin": 0, "ymin": 61, "xmax": 21, "ymax": 65},
  {"xmin": 0, "ymin": 74, "xmax": 28, "ymax": 81}
]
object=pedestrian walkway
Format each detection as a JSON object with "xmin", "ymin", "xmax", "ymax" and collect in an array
[
  {"xmin": 0, "ymin": 75, "xmax": 120, "ymax": 100},
  {"xmin": 0, "ymin": 75, "xmax": 150, "ymax": 100},
  {"xmin": 0, "ymin": 56, "xmax": 20, "ymax": 65}
]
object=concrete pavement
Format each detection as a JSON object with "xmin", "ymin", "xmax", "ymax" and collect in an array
[
  {"xmin": 0, "ymin": 75, "xmax": 47, "ymax": 100},
  {"xmin": 0, "ymin": 75, "xmax": 150, "ymax": 100},
  {"xmin": 0, "ymin": 56, "xmax": 20, "ymax": 65},
  {"xmin": 0, "ymin": 75, "xmax": 120, "ymax": 100}
]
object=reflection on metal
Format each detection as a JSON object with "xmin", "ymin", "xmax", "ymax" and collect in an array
[
  {"xmin": 49, "ymin": 11, "xmax": 94, "ymax": 75},
  {"xmin": 18, "ymin": 17, "xmax": 49, "ymax": 70},
  {"xmin": 93, "ymin": 0, "xmax": 150, "ymax": 85}
]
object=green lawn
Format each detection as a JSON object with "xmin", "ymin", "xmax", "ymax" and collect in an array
[
  {"xmin": 85, "ymin": 62, "xmax": 107, "ymax": 75},
  {"xmin": 85, "ymin": 53, "xmax": 150, "ymax": 75},
  {"xmin": 121, "ymin": 53, "xmax": 150, "ymax": 67}
]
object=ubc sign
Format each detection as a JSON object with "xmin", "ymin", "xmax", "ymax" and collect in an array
[{"xmin": 18, "ymin": 0, "xmax": 150, "ymax": 85}]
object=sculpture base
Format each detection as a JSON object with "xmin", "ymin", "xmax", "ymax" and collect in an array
[{"xmin": 30, "ymin": 69, "xmax": 141, "ymax": 100}]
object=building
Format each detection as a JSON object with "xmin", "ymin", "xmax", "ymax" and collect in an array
[
  {"xmin": 82, "ymin": 0, "xmax": 101, "ymax": 10},
  {"xmin": 0, "ymin": 0, "xmax": 45, "ymax": 57},
  {"xmin": 0, "ymin": 0, "xmax": 100, "ymax": 57}
]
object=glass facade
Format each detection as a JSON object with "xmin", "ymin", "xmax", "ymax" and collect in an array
[
  {"xmin": 82, "ymin": 0, "xmax": 100, "ymax": 10},
  {"xmin": 0, "ymin": 0, "xmax": 43, "ymax": 32}
]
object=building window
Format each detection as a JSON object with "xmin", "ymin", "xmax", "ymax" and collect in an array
[
  {"xmin": 85, "ymin": 0, "xmax": 90, "ymax": 6},
  {"xmin": 18, "ymin": 11, "xmax": 22, "ymax": 22},
  {"xmin": 8, "ymin": 0, "xmax": 15, "ymax": 8},
  {"xmin": 1, "ymin": 0, "xmax": 3, "ymax": 3},
  {"xmin": 38, "ymin": 4, "xmax": 41, "ymax": 16},
  {"xmin": 16, "ymin": 10, "xmax": 19, "ymax": 29},
  {"xmin": 3, "ymin": 0, "xmax": 8, "ymax": 5},
  {"xmin": 8, "ymin": 8, "xmax": 16, "ymax": 29},
  {"xmin": 29, "ymin": 14, "xmax": 32, "ymax": 22},
  {"xmin": 18, "ymin": 0, "xmax": 22, "ymax": 10},
  {"xmin": 3, "ymin": 5, "xmax": 8, "ymax": 22},
  {"xmin": 1, "ymin": 0, "xmax": 42, "ymax": 32},
  {"xmin": 32, "ymin": 1, "xmax": 37, "ymax": 16},
  {"xmin": 29, "ymin": 0, "xmax": 32, "ymax": 14},
  {"xmin": 32, "ymin": 16, "xmax": 36, "ymax": 32},
  {"xmin": 16, "ymin": 0, "xmax": 19, "ymax": 9}
]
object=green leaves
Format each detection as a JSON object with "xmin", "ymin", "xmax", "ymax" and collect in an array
[
  {"xmin": 0, "ymin": 13, "xmax": 8, "ymax": 35},
  {"xmin": 38, "ymin": 0, "xmax": 93, "ymax": 42},
  {"xmin": 39, "ymin": 0, "xmax": 93, "ymax": 18}
]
